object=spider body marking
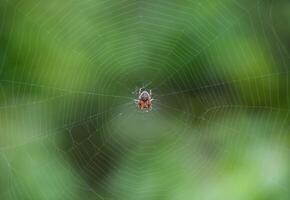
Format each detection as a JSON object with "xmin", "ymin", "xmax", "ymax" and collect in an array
[{"xmin": 135, "ymin": 88, "xmax": 153, "ymax": 111}]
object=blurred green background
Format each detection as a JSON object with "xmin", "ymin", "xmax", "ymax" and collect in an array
[{"xmin": 0, "ymin": 0, "xmax": 289, "ymax": 199}]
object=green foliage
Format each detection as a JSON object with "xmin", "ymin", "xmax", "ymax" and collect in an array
[{"xmin": 0, "ymin": 0, "xmax": 289, "ymax": 199}]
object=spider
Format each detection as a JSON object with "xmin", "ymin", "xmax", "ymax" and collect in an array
[{"xmin": 135, "ymin": 88, "xmax": 153, "ymax": 111}]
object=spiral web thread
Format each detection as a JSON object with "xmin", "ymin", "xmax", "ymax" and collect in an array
[{"xmin": 0, "ymin": 0, "xmax": 289, "ymax": 199}]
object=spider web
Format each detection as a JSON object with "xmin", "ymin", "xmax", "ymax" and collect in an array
[{"xmin": 0, "ymin": 0, "xmax": 289, "ymax": 199}]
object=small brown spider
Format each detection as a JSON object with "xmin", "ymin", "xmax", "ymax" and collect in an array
[{"xmin": 135, "ymin": 88, "xmax": 153, "ymax": 111}]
